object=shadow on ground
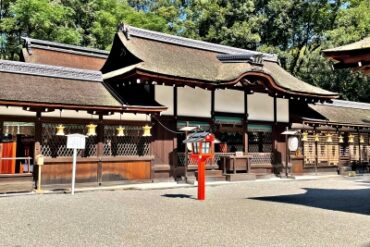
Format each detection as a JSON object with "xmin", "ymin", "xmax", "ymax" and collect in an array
[
  {"xmin": 161, "ymin": 194, "xmax": 195, "ymax": 199},
  {"xmin": 249, "ymin": 188, "xmax": 370, "ymax": 216}
]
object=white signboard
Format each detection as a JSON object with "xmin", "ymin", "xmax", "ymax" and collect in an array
[
  {"xmin": 67, "ymin": 134, "xmax": 86, "ymax": 149},
  {"xmin": 66, "ymin": 133, "xmax": 86, "ymax": 195}
]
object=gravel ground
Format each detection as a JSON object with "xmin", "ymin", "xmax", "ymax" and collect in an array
[{"xmin": 0, "ymin": 176, "xmax": 370, "ymax": 247}]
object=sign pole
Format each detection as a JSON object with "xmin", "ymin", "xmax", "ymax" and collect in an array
[
  {"xmin": 71, "ymin": 148, "xmax": 77, "ymax": 195},
  {"xmin": 37, "ymin": 165, "xmax": 42, "ymax": 193},
  {"xmin": 198, "ymin": 159, "xmax": 205, "ymax": 200}
]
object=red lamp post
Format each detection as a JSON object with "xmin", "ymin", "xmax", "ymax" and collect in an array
[{"xmin": 184, "ymin": 132, "xmax": 215, "ymax": 201}]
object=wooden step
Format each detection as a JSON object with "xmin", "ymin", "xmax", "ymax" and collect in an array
[
  {"xmin": 194, "ymin": 170, "xmax": 226, "ymax": 182},
  {"xmin": 254, "ymin": 173, "xmax": 276, "ymax": 179},
  {"xmin": 0, "ymin": 174, "xmax": 34, "ymax": 193},
  {"xmin": 225, "ymin": 173, "xmax": 256, "ymax": 182}
]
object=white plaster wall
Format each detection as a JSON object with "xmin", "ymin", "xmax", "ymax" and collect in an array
[
  {"xmin": 215, "ymin": 89, "xmax": 244, "ymax": 113},
  {"xmin": 177, "ymin": 87, "xmax": 211, "ymax": 117},
  {"xmin": 155, "ymin": 85, "xmax": 174, "ymax": 115},
  {"xmin": 277, "ymin": 98, "xmax": 289, "ymax": 123},
  {"xmin": 247, "ymin": 92, "xmax": 274, "ymax": 121}
]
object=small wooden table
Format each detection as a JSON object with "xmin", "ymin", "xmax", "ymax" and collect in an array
[{"xmin": 223, "ymin": 155, "xmax": 250, "ymax": 174}]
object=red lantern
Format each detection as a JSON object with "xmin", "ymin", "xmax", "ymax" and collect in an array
[{"xmin": 185, "ymin": 132, "xmax": 215, "ymax": 200}]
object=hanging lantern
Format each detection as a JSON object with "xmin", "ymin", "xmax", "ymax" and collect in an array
[
  {"xmin": 314, "ymin": 133, "xmax": 320, "ymax": 142},
  {"xmin": 56, "ymin": 124, "xmax": 65, "ymax": 136},
  {"xmin": 326, "ymin": 133, "xmax": 333, "ymax": 143},
  {"xmin": 338, "ymin": 134, "xmax": 344, "ymax": 143},
  {"xmin": 360, "ymin": 135, "xmax": 365, "ymax": 144},
  {"xmin": 116, "ymin": 126, "xmax": 125, "ymax": 137},
  {"xmin": 348, "ymin": 134, "xmax": 354, "ymax": 143},
  {"xmin": 142, "ymin": 124, "xmax": 152, "ymax": 137},
  {"xmin": 86, "ymin": 123, "xmax": 97, "ymax": 136},
  {"xmin": 301, "ymin": 132, "xmax": 308, "ymax": 142}
]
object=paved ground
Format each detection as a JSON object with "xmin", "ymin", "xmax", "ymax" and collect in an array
[{"xmin": 0, "ymin": 176, "xmax": 370, "ymax": 247}]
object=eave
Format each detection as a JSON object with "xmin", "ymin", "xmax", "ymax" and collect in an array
[{"xmin": 104, "ymin": 68, "xmax": 339, "ymax": 100}]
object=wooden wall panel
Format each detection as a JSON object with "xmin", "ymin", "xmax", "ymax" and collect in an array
[
  {"xmin": 41, "ymin": 162, "xmax": 97, "ymax": 185},
  {"xmin": 151, "ymin": 117, "xmax": 177, "ymax": 166},
  {"xmin": 102, "ymin": 161, "xmax": 151, "ymax": 180},
  {"xmin": 42, "ymin": 160, "xmax": 151, "ymax": 184},
  {"xmin": 23, "ymin": 48, "xmax": 106, "ymax": 70}
]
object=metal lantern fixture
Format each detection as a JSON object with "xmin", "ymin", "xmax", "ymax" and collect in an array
[
  {"xmin": 338, "ymin": 134, "xmax": 344, "ymax": 143},
  {"xmin": 116, "ymin": 113, "xmax": 125, "ymax": 137},
  {"xmin": 314, "ymin": 133, "xmax": 320, "ymax": 142},
  {"xmin": 86, "ymin": 123, "xmax": 97, "ymax": 136},
  {"xmin": 348, "ymin": 134, "xmax": 354, "ymax": 143},
  {"xmin": 326, "ymin": 133, "xmax": 333, "ymax": 143},
  {"xmin": 301, "ymin": 132, "xmax": 308, "ymax": 142},
  {"xmin": 142, "ymin": 124, "xmax": 152, "ymax": 137},
  {"xmin": 55, "ymin": 110, "xmax": 65, "ymax": 136},
  {"xmin": 360, "ymin": 135, "xmax": 365, "ymax": 144},
  {"xmin": 116, "ymin": 126, "xmax": 125, "ymax": 137},
  {"xmin": 56, "ymin": 124, "xmax": 65, "ymax": 136}
]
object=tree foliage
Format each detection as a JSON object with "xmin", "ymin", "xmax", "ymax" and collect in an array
[{"xmin": 0, "ymin": 0, "xmax": 369, "ymax": 101}]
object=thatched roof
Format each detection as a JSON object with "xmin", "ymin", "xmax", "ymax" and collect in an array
[
  {"xmin": 0, "ymin": 60, "xmax": 122, "ymax": 111},
  {"xmin": 323, "ymin": 37, "xmax": 370, "ymax": 53},
  {"xmin": 102, "ymin": 25, "xmax": 338, "ymax": 99},
  {"xmin": 322, "ymin": 37, "xmax": 370, "ymax": 74},
  {"xmin": 306, "ymin": 100, "xmax": 370, "ymax": 127}
]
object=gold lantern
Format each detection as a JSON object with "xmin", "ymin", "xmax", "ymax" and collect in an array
[
  {"xmin": 348, "ymin": 134, "xmax": 354, "ymax": 143},
  {"xmin": 301, "ymin": 132, "xmax": 308, "ymax": 142},
  {"xmin": 326, "ymin": 133, "xmax": 333, "ymax": 143},
  {"xmin": 360, "ymin": 135, "xmax": 365, "ymax": 144},
  {"xmin": 55, "ymin": 110, "xmax": 65, "ymax": 136},
  {"xmin": 86, "ymin": 123, "xmax": 97, "ymax": 136},
  {"xmin": 314, "ymin": 133, "xmax": 320, "ymax": 142},
  {"xmin": 116, "ymin": 126, "xmax": 125, "ymax": 137},
  {"xmin": 142, "ymin": 124, "xmax": 152, "ymax": 137},
  {"xmin": 56, "ymin": 124, "xmax": 65, "ymax": 136},
  {"xmin": 338, "ymin": 134, "xmax": 344, "ymax": 143}
]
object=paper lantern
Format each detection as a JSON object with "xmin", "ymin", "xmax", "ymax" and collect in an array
[{"xmin": 288, "ymin": 136, "xmax": 299, "ymax": 151}]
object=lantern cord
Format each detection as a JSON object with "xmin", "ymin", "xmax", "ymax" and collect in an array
[{"xmin": 152, "ymin": 116, "xmax": 185, "ymax": 134}]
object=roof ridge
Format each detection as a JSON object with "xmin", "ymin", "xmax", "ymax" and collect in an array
[
  {"xmin": 22, "ymin": 37, "xmax": 110, "ymax": 56},
  {"xmin": 0, "ymin": 59, "xmax": 102, "ymax": 82},
  {"xmin": 325, "ymin": 99, "xmax": 370, "ymax": 110},
  {"xmin": 124, "ymin": 25, "xmax": 278, "ymax": 62}
]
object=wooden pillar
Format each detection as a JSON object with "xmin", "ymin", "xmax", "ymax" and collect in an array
[
  {"xmin": 357, "ymin": 127, "xmax": 362, "ymax": 163},
  {"xmin": 273, "ymin": 96, "xmax": 278, "ymax": 163},
  {"xmin": 97, "ymin": 114, "xmax": 104, "ymax": 185},
  {"xmin": 34, "ymin": 112, "xmax": 42, "ymax": 186},
  {"xmin": 244, "ymin": 92, "xmax": 248, "ymax": 153},
  {"xmin": 173, "ymin": 86, "xmax": 177, "ymax": 119},
  {"xmin": 210, "ymin": 89, "xmax": 215, "ymax": 167},
  {"xmin": 314, "ymin": 126, "xmax": 318, "ymax": 174}
]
